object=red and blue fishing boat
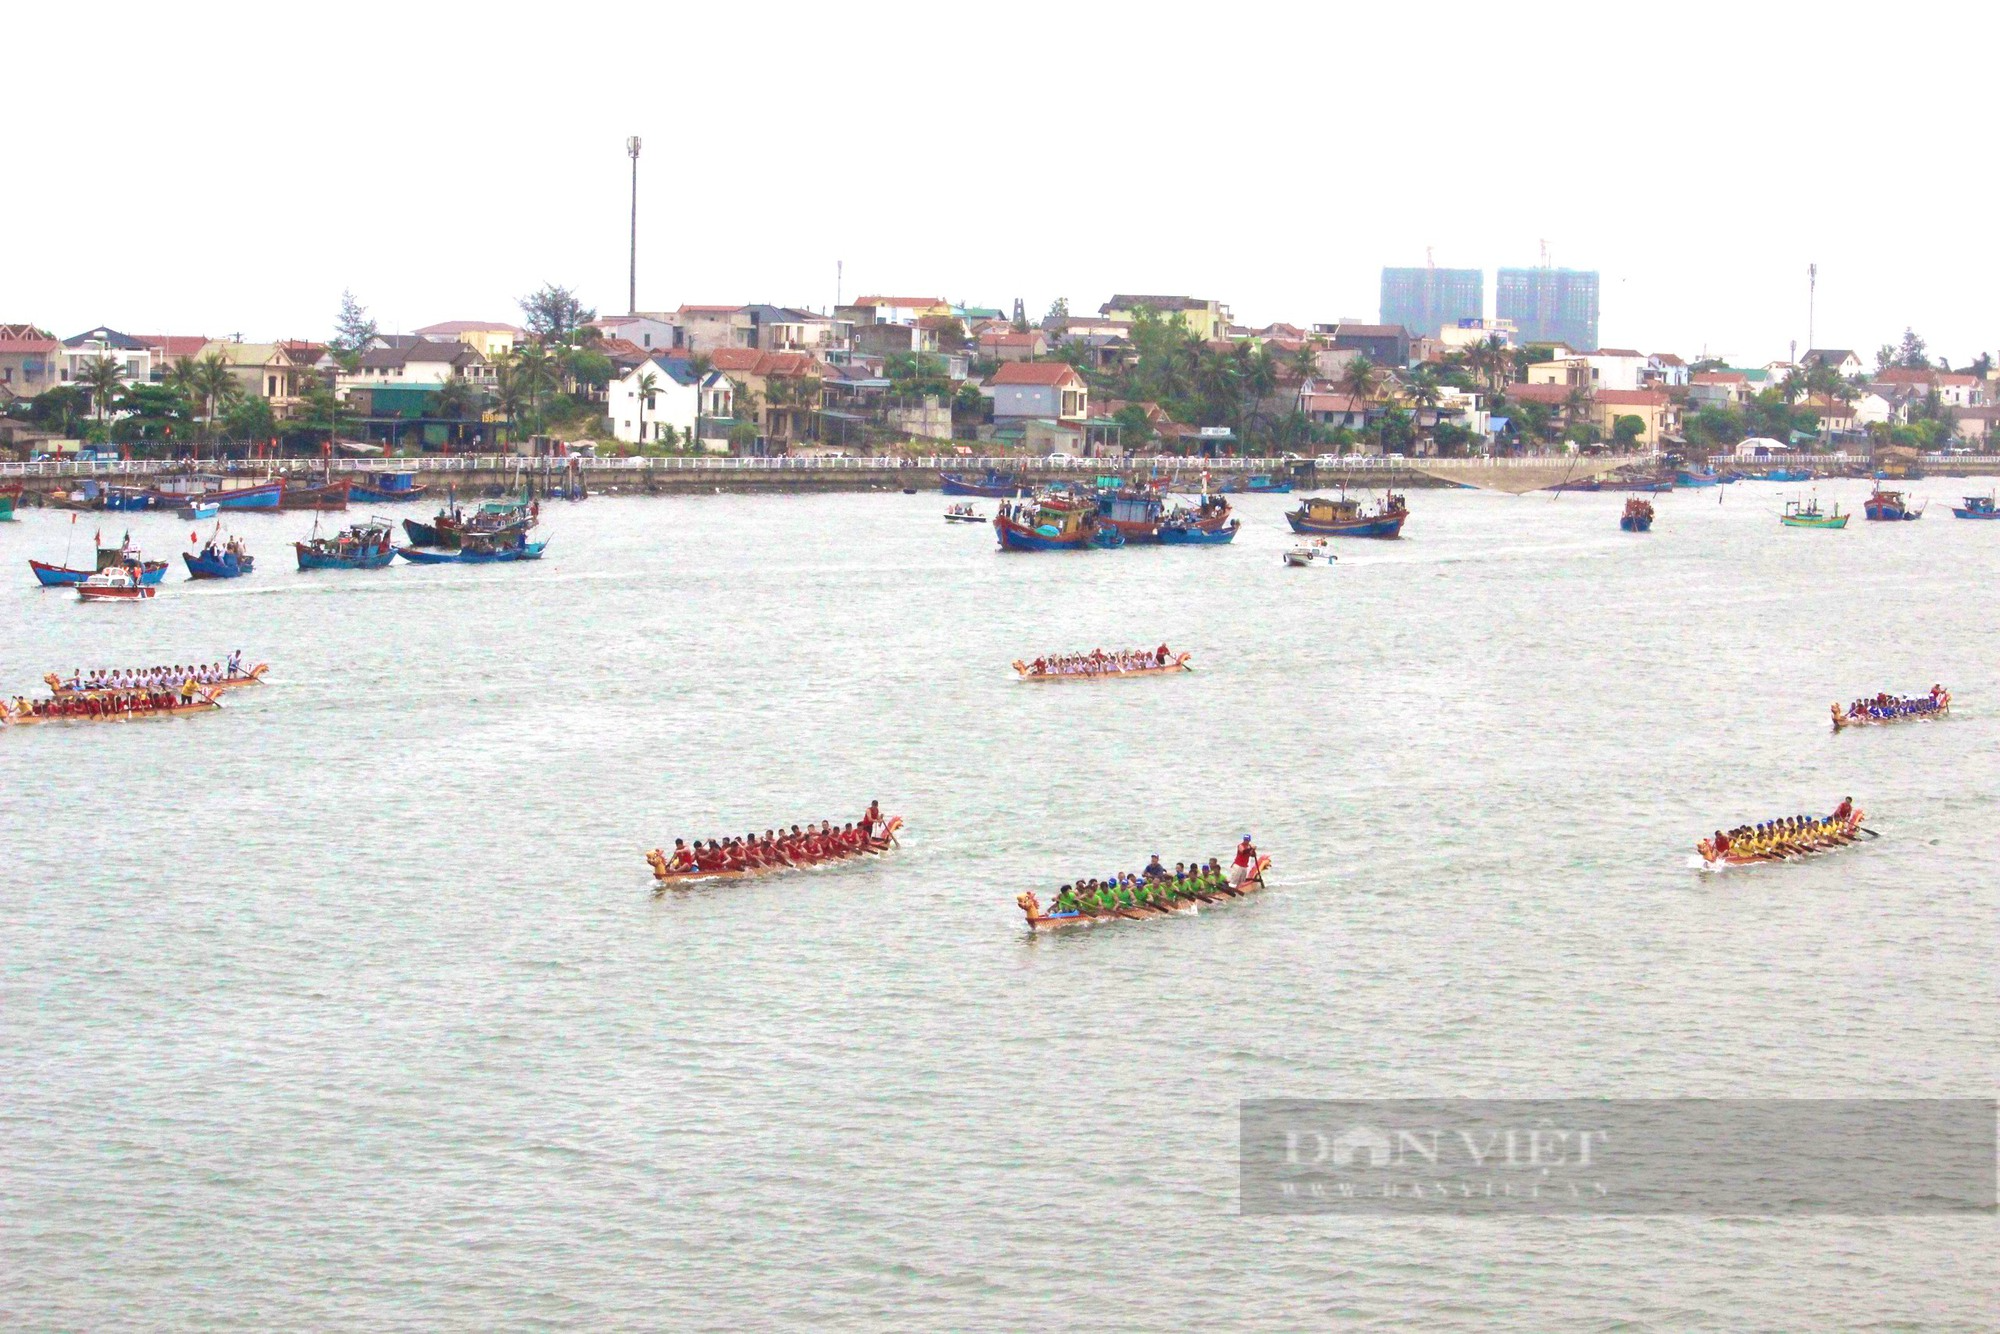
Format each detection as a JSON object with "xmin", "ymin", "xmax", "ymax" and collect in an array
[
  {"xmin": 1863, "ymin": 487, "xmax": 1922, "ymax": 521},
  {"xmin": 31, "ymin": 537, "xmax": 168, "ymax": 587},
  {"xmin": 1620, "ymin": 497, "xmax": 1654, "ymax": 532},
  {"xmin": 1286, "ymin": 492, "xmax": 1408, "ymax": 538},
  {"xmin": 398, "ymin": 528, "xmax": 548, "ymax": 564},
  {"xmin": 349, "ymin": 470, "xmax": 427, "ymax": 503},
  {"xmin": 941, "ymin": 469, "xmax": 1029, "ymax": 498},
  {"xmin": 1158, "ymin": 515, "xmax": 1240, "ymax": 544},
  {"xmin": 295, "ymin": 517, "xmax": 396, "ymax": 570},
  {"xmin": 1950, "ymin": 492, "xmax": 1998, "ymax": 521},
  {"xmin": 994, "ymin": 495, "xmax": 1104, "ymax": 551},
  {"xmin": 278, "ymin": 478, "xmax": 351, "ymax": 511}
]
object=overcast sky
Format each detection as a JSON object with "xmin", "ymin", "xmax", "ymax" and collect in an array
[{"xmin": 10, "ymin": 3, "xmax": 1996, "ymax": 367}]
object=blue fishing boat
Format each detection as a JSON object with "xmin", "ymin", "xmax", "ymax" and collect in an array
[
  {"xmin": 1951, "ymin": 492, "xmax": 1998, "ymax": 520},
  {"xmin": 177, "ymin": 500, "xmax": 219, "ymax": 521},
  {"xmin": 211, "ymin": 479, "xmax": 284, "ymax": 510},
  {"xmin": 349, "ymin": 470, "xmax": 427, "ymax": 503},
  {"xmin": 183, "ymin": 533, "xmax": 255, "ymax": 578},
  {"xmin": 31, "ymin": 537, "xmax": 168, "ymax": 586},
  {"xmin": 1218, "ymin": 473, "xmax": 1292, "ymax": 494},
  {"xmin": 942, "ymin": 469, "xmax": 1028, "ymax": 499},
  {"xmin": 101, "ymin": 485, "xmax": 161, "ymax": 512},
  {"xmin": 1674, "ymin": 468, "xmax": 1720, "ymax": 488},
  {"xmin": 1763, "ymin": 468, "xmax": 1813, "ymax": 482},
  {"xmin": 1620, "ymin": 498, "xmax": 1654, "ymax": 532},
  {"xmin": 1286, "ymin": 493, "xmax": 1409, "ymax": 538},
  {"xmin": 294, "ymin": 518, "xmax": 396, "ymax": 570},
  {"xmin": 398, "ymin": 532, "xmax": 548, "ymax": 564},
  {"xmin": 1158, "ymin": 518, "xmax": 1240, "ymax": 544},
  {"xmin": 1863, "ymin": 487, "xmax": 1923, "ymax": 521}
]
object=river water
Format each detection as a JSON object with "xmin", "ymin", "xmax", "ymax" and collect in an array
[{"xmin": 3, "ymin": 480, "xmax": 1995, "ymax": 1329}]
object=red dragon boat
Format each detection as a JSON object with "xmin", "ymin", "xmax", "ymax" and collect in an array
[{"xmin": 646, "ymin": 816, "xmax": 902, "ymax": 884}]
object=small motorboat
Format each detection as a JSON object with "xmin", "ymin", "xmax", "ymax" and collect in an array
[
  {"xmin": 944, "ymin": 504, "xmax": 985, "ymax": 523},
  {"xmin": 76, "ymin": 566, "xmax": 157, "ymax": 601},
  {"xmin": 177, "ymin": 500, "xmax": 220, "ymax": 521},
  {"xmin": 1284, "ymin": 539, "xmax": 1333, "ymax": 566},
  {"xmin": 1951, "ymin": 492, "xmax": 1998, "ymax": 521}
]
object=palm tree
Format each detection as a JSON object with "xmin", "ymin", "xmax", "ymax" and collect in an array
[
  {"xmin": 633, "ymin": 370, "xmax": 659, "ymax": 448},
  {"xmin": 1339, "ymin": 355, "xmax": 1377, "ymax": 405},
  {"xmin": 688, "ymin": 352, "xmax": 715, "ymax": 449},
  {"xmin": 188, "ymin": 352, "xmax": 239, "ymax": 449},
  {"xmin": 432, "ymin": 376, "xmax": 478, "ymax": 450},
  {"xmin": 78, "ymin": 355, "xmax": 126, "ymax": 430},
  {"xmin": 1405, "ymin": 366, "xmax": 1442, "ymax": 451},
  {"xmin": 499, "ymin": 344, "xmax": 556, "ymax": 436},
  {"xmin": 1562, "ymin": 385, "xmax": 1594, "ymax": 446}
]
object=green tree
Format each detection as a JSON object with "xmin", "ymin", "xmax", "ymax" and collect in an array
[
  {"xmin": 1404, "ymin": 365, "xmax": 1441, "ymax": 446},
  {"xmin": 498, "ymin": 344, "xmax": 557, "ymax": 434},
  {"xmin": 332, "ymin": 289, "xmax": 377, "ymax": 369},
  {"xmin": 295, "ymin": 382, "xmax": 348, "ymax": 446},
  {"xmin": 1042, "ymin": 297, "xmax": 1069, "ymax": 334},
  {"xmin": 1113, "ymin": 403, "xmax": 1155, "ymax": 449},
  {"xmin": 519, "ymin": 284, "xmax": 594, "ymax": 345},
  {"xmin": 188, "ymin": 352, "xmax": 240, "ymax": 444},
  {"xmin": 1895, "ymin": 327, "xmax": 1929, "ymax": 369},
  {"xmin": 432, "ymin": 376, "xmax": 479, "ymax": 449},
  {"xmin": 632, "ymin": 369, "xmax": 659, "ymax": 447},
  {"xmin": 219, "ymin": 394, "xmax": 276, "ymax": 445},
  {"xmin": 1339, "ymin": 354, "xmax": 1376, "ymax": 404},
  {"xmin": 77, "ymin": 355, "xmax": 127, "ymax": 427},
  {"xmin": 1611, "ymin": 413, "xmax": 1646, "ymax": 446}
]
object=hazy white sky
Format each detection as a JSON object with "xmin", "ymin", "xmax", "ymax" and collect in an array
[{"xmin": 10, "ymin": 3, "xmax": 1996, "ymax": 366}]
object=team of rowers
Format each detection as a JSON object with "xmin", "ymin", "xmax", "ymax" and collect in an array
[
  {"xmin": 7, "ymin": 686, "xmax": 213, "ymax": 721},
  {"xmin": 57, "ymin": 653, "xmax": 246, "ymax": 693},
  {"xmin": 1832, "ymin": 685, "xmax": 1948, "ymax": 727},
  {"xmin": 1041, "ymin": 838, "xmax": 1265, "ymax": 916},
  {"xmin": 649, "ymin": 804, "xmax": 896, "ymax": 878},
  {"xmin": 1698, "ymin": 799, "xmax": 1860, "ymax": 864},
  {"xmin": 1022, "ymin": 644, "xmax": 1179, "ymax": 677}
]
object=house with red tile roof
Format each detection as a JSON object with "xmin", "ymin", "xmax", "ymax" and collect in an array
[
  {"xmin": 984, "ymin": 361, "xmax": 1089, "ymax": 422},
  {"xmin": 0, "ymin": 324, "xmax": 63, "ymax": 399},
  {"xmin": 704, "ymin": 348, "xmax": 827, "ymax": 452},
  {"xmin": 977, "ymin": 329, "xmax": 1047, "ymax": 363},
  {"xmin": 1871, "ymin": 366, "xmax": 1985, "ymax": 406}
]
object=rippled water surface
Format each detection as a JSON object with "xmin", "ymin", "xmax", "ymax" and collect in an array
[{"xmin": 3, "ymin": 481, "xmax": 1995, "ymax": 1329}]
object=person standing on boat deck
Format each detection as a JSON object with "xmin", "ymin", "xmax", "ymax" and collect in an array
[
  {"xmin": 1230, "ymin": 838, "xmax": 1256, "ymax": 888},
  {"xmin": 1144, "ymin": 854, "xmax": 1166, "ymax": 879},
  {"xmin": 1832, "ymin": 797, "xmax": 1853, "ymax": 824},
  {"xmin": 1155, "ymin": 643, "xmax": 1170, "ymax": 666}
]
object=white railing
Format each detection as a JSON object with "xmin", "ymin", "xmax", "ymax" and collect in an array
[{"xmin": 6, "ymin": 450, "xmax": 1993, "ymax": 480}]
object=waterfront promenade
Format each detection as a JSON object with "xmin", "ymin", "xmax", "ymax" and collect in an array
[{"xmin": 7, "ymin": 450, "xmax": 1986, "ymax": 496}]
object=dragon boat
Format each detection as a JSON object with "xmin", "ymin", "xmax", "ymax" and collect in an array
[
  {"xmin": 645, "ymin": 817, "xmax": 903, "ymax": 883},
  {"xmin": 2, "ymin": 688, "xmax": 223, "ymax": 727},
  {"xmin": 1831, "ymin": 690, "xmax": 1948, "ymax": 730},
  {"xmin": 47, "ymin": 663, "xmax": 267, "ymax": 697},
  {"xmin": 1017, "ymin": 856, "xmax": 1274, "ymax": 930},
  {"xmin": 1012, "ymin": 653, "xmax": 1191, "ymax": 680},
  {"xmin": 1696, "ymin": 810, "xmax": 1864, "ymax": 867},
  {"xmin": 1286, "ymin": 492, "xmax": 1408, "ymax": 538}
]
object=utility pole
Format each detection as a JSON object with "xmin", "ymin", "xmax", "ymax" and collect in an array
[
  {"xmin": 1807, "ymin": 262, "xmax": 1817, "ymax": 354},
  {"xmin": 836, "ymin": 259, "xmax": 843, "ymax": 310},
  {"xmin": 626, "ymin": 136, "xmax": 642, "ymax": 315}
]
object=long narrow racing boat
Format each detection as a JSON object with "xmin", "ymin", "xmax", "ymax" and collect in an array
[
  {"xmin": 1012, "ymin": 653, "xmax": 1191, "ymax": 680},
  {"xmin": 2, "ymin": 688, "xmax": 223, "ymax": 726},
  {"xmin": 1831, "ymin": 689, "xmax": 1948, "ymax": 730},
  {"xmin": 1696, "ymin": 808, "xmax": 1864, "ymax": 867},
  {"xmin": 1018, "ymin": 856, "xmax": 1273, "ymax": 930},
  {"xmin": 646, "ymin": 817, "xmax": 902, "ymax": 884},
  {"xmin": 47, "ymin": 663, "xmax": 267, "ymax": 697}
]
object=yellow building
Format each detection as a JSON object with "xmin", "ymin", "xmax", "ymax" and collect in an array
[
  {"xmin": 1593, "ymin": 389, "xmax": 1680, "ymax": 446},
  {"xmin": 1098, "ymin": 295, "xmax": 1232, "ymax": 341},
  {"xmin": 413, "ymin": 321, "xmax": 522, "ymax": 361}
]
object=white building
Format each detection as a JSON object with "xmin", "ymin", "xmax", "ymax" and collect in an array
[
  {"xmin": 60, "ymin": 327, "xmax": 153, "ymax": 387},
  {"xmin": 592, "ymin": 313, "xmax": 681, "ymax": 353},
  {"xmin": 337, "ymin": 340, "xmax": 493, "ymax": 392},
  {"xmin": 1438, "ymin": 318, "xmax": 1517, "ymax": 350},
  {"xmin": 607, "ymin": 357, "xmax": 734, "ymax": 447}
]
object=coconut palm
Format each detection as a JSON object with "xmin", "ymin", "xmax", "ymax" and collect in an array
[
  {"xmin": 432, "ymin": 376, "xmax": 479, "ymax": 450},
  {"xmin": 499, "ymin": 344, "xmax": 557, "ymax": 435},
  {"xmin": 78, "ymin": 355, "xmax": 126, "ymax": 428},
  {"xmin": 1404, "ymin": 366, "xmax": 1442, "ymax": 451},
  {"xmin": 633, "ymin": 370, "xmax": 659, "ymax": 448},
  {"xmin": 1340, "ymin": 355, "xmax": 1377, "ymax": 405},
  {"xmin": 688, "ymin": 352, "xmax": 715, "ymax": 449},
  {"xmin": 188, "ymin": 352, "xmax": 240, "ymax": 447}
]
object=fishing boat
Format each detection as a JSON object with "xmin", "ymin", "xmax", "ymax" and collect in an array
[
  {"xmin": 941, "ymin": 469, "xmax": 1028, "ymax": 498},
  {"xmin": 1017, "ymin": 856, "xmax": 1274, "ymax": 930},
  {"xmin": 1863, "ymin": 487, "xmax": 1922, "ymax": 521},
  {"xmin": 1675, "ymin": 468, "xmax": 1720, "ymax": 488},
  {"xmin": 1012, "ymin": 652, "xmax": 1191, "ymax": 680},
  {"xmin": 1218, "ymin": 473, "xmax": 1293, "ymax": 494},
  {"xmin": 1951, "ymin": 492, "xmax": 1999, "ymax": 520},
  {"xmin": 176, "ymin": 499, "xmax": 220, "ymax": 521},
  {"xmin": 277, "ymin": 479, "xmax": 352, "ymax": 511},
  {"xmin": 994, "ymin": 494, "xmax": 1107, "ymax": 551},
  {"xmin": 295, "ymin": 518, "xmax": 396, "ymax": 570},
  {"xmin": 1764, "ymin": 468, "xmax": 1814, "ymax": 482},
  {"xmin": 349, "ymin": 470, "xmax": 427, "ymax": 503},
  {"xmin": 76, "ymin": 566, "xmax": 157, "ymax": 601},
  {"xmin": 403, "ymin": 495, "xmax": 533, "ymax": 550},
  {"xmin": 101, "ymin": 485, "xmax": 162, "ymax": 512},
  {"xmin": 48, "ymin": 663, "xmax": 267, "ymax": 696},
  {"xmin": 646, "ymin": 817, "xmax": 902, "ymax": 883},
  {"xmin": 1158, "ymin": 517, "xmax": 1239, "ymax": 544},
  {"xmin": 1620, "ymin": 498, "xmax": 1654, "ymax": 532},
  {"xmin": 1696, "ymin": 808, "xmax": 1864, "ymax": 867},
  {"xmin": 0, "ymin": 483, "xmax": 19, "ymax": 521},
  {"xmin": 397, "ymin": 531, "xmax": 548, "ymax": 564},
  {"xmin": 2, "ymin": 688, "xmax": 223, "ymax": 727},
  {"xmin": 210, "ymin": 479, "xmax": 284, "ymax": 511},
  {"xmin": 1286, "ymin": 492, "xmax": 1408, "ymax": 538},
  {"xmin": 1780, "ymin": 498, "xmax": 1847, "ymax": 529},
  {"xmin": 944, "ymin": 503, "xmax": 984, "ymax": 523},
  {"xmin": 1831, "ymin": 688, "xmax": 1949, "ymax": 730},
  {"xmin": 183, "ymin": 531, "xmax": 255, "ymax": 579},
  {"xmin": 30, "ymin": 538, "xmax": 168, "ymax": 587}
]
